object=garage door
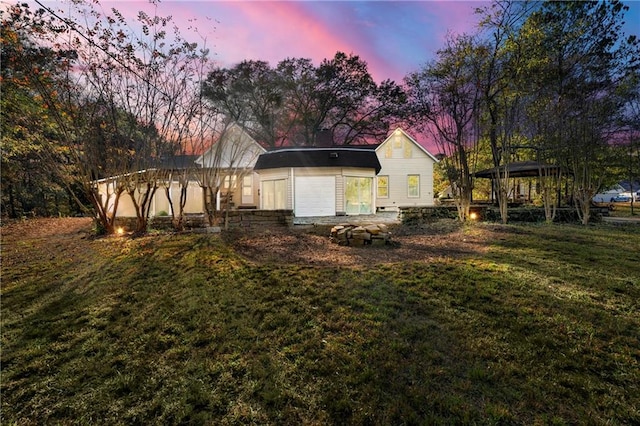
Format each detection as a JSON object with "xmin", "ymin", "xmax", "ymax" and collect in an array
[{"xmin": 295, "ymin": 176, "xmax": 335, "ymax": 217}]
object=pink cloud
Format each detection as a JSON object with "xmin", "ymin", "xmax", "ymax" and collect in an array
[
  {"xmin": 213, "ymin": 1, "xmax": 355, "ymax": 67},
  {"xmin": 31, "ymin": 0, "xmax": 484, "ymax": 83}
]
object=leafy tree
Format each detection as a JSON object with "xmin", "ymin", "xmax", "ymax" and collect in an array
[
  {"xmin": 1, "ymin": 5, "xmax": 81, "ymax": 218},
  {"xmin": 474, "ymin": 0, "xmax": 535, "ymax": 223},
  {"xmin": 406, "ymin": 35, "xmax": 481, "ymax": 221},
  {"xmin": 202, "ymin": 60, "xmax": 285, "ymax": 148},
  {"xmin": 517, "ymin": 0, "xmax": 639, "ymax": 224},
  {"xmin": 203, "ymin": 52, "xmax": 406, "ymax": 148}
]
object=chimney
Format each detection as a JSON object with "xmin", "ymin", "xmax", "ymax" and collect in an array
[{"xmin": 315, "ymin": 128, "xmax": 334, "ymax": 147}]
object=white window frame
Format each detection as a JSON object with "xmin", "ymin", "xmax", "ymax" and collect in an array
[
  {"xmin": 242, "ymin": 175, "xmax": 252, "ymax": 197},
  {"xmin": 408, "ymin": 174, "xmax": 420, "ymax": 198},
  {"xmin": 377, "ymin": 175, "xmax": 389, "ymax": 198}
]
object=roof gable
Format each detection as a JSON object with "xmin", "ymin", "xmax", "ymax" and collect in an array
[
  {"xmin": 196, "ymin": 123, "xmax": 266, "ymax": 169},
  {"xmin": 376, "ymin": 128, "xmax": 439, "ymax": 162}
]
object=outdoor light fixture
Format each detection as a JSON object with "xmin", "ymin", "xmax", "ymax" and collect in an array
[
  {"xmin": 469, "ymin": 212, "xmax": 478, "ymax": 220},
  {"xmin": 116, "ymin": 227, "xmax": 125, "ymax": 235}
]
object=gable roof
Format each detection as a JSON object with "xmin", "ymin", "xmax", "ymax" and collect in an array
[
  {"xmin": 254, "ymin": 147, "xmax": 382, "ymax": 174},
  {"xmin": 195, "ymin": 122, "xmax": 266, "ymax": 169},
  {"xmin": 376, "ymin": 128, "xmax": 439, "ymax": 162}
]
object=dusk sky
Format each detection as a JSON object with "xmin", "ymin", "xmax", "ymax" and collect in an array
[{"xmin": 29, "ymin": 0, "xmax": 640, "ymax": 84}]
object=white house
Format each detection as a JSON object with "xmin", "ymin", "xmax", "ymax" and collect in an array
[
  {"xmin": 253, "ymin": 147, "xmax": 382, "ymax": 217},
  {"xmin": 98, "ymin": 123, "xmax": 265, "ymax": 218},
  {"xmin": 374, "ymin": 128, "xmax": 439, "ymax": 211},
  {"xmin": 253, "ymin": 128, "xmax": 438, "ymax": 217},
  {"xmin": 195, "ymin": 122, "xmax": 266, "ymax": 210},
  {"xmin": 98, "ymin": 126, "xmax": 438, "ymax": 220}
]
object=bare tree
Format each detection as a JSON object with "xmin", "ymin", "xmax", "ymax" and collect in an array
[
  {"xmin": 193, "ymin": 120, "xmax": 264, "ymax": 229},
  {"xmin": 28, "ymin": 0, "xmax": 213, "ymax": 234}
]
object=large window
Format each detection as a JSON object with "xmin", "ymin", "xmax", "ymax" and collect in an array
[
  {"xmin": 408, "ymin": 174, "xmax": 420, "ymax": 198},
  {"xmin": 377, "ymin": 176, "xmax": 389, "ymax": 198}
]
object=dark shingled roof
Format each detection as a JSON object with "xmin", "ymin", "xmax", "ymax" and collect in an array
[
  {"xmin": 472, "ymin": 161, "xmax": 563, "ymax": 179},
  {"xmin": 255, "ymin": 148, "xmax": 382, "ymax": 174},
  {"xmin": 158, "ymin": 155, "xmax": 201, "ymax": 169}
]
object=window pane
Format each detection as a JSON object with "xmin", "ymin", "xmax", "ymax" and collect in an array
[
  {"xmin": 385, "ymin": 143, "xmax": 392, "ymax": 158},
  {"xmin": 394, "ymin": 135, "xmax": 402, "ymax": 148},
  {"xmin": 377, "ymin": 176, "xmax": 388, "ymax": 198},
  {"xmin": 262, "ymin": 181, "xmax": 274, "ymax": 209},
  {"xmin": 403, "ymin": 141, "xmax": 412, "ymax": 158},
  {"xmin": 274, "ymin": 179, "xmax": 287, "ymax": 209},
  {"xmin": 242, "ymin": 175, "xmax": 252, "ymax": 196},
  {"xmin": 359, "ymin": 177, "xmax": 372, "ymax": 214},
  {"xmin": 408, "ymin": 175, "xmax": 419, "ymax": 198}
]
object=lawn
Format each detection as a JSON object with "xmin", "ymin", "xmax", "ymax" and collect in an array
[{"xmin": 1, "ymin": 218, "xmax": 639, "ymax": 425}]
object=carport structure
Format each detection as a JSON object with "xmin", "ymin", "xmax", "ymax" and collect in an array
[{"xmin": 472, "ymin": 160, "xmax": 564, "ymax": 204}]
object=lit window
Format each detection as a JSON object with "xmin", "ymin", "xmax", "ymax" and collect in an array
[
  {"xmin": 377, "ymin": 176, "xmax": 389, "ymax": 198},
  {"xmin": 223, "ymin": 175, "xmax": 237, "ymax": 189},
  {"xmin": 403, "ymin": 141, "xmax": 412, "ymax": 158},
  {"xmin": 242, "ymin": 175, "xmax": 252, "ymax": 196},
  {"xmin": 385, "ymin": 143, "xmax": 392, "ymax": 158},
  {"xmin": 394, "ymin": 134, "xmax": 402, "ymax": 148},
  {"xmin": 408, "ymin": 175, "xmax": 420, "ymax": 198}
]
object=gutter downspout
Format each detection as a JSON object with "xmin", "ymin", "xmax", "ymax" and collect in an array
[{"xmin": 290, "ymin": 168, "xmax": 295, "ymax": 212}]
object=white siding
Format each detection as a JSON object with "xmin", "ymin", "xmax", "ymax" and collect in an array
[
  {"xmin": 197, "ymin": 123, "xmax": 266, "ymax": 169},
  {"xmin": 257, "ymin": 166, "xmax": 376, "ymax": 216},
  {"xmin": 375, "ymin": 130, "xmax": 437, "ymax": 209}
]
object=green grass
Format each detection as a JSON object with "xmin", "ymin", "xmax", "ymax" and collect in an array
[{"xmin": 2, "ymin": 221, "xmax": 639, "ymax": 425}]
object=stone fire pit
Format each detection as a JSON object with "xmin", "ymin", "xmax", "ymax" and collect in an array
[{"xmin": 329, "ymin": 223, "xmax": 392, "ymax": 246}]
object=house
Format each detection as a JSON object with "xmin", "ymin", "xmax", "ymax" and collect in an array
[
  {"xmin": 253, "ymin": 128, "xmax": 438, "ymax": 217},
  {"xmin": 96, "ymin": 167, "xmax": 207, "ymax": 219},
  {"xmin": 195, "ymin": 123, "xmax": 266, "ymax": 210},
  {"xmin": 98, "ymin": 126, "xmax": 437, "ymax": 220},
  {"xmin": 374, "ymin": 128, "xmax": 439, "ymax": 210},
  {"xmin": 254, "ymin": 147, "xmax": 381, "ymax": 217},
  {"xmin": 98, "ymin": 123, "xmax": 265, "ymax": 218}
]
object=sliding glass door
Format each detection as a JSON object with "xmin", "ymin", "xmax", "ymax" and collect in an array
[{"xmin": 345, "ymin": 177, "xmax": 372, "ymax": 215}]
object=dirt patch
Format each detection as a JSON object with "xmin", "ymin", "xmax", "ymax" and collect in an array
[
  {"xmin": 228, "ymin": 220, "xmax": 495, "ymax": 267},
  {"xmin": 2, "ymin": 218, "xmax": 499, "ymax": 269}
]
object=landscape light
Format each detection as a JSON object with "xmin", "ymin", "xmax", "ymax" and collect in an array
[
  {"xmin": 116, "ymin": 227, "xmax": 125, "ymax": 235},
  {"xmin": 469, "ymin": 212, "xmax": 478, "ymax": 220}
]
